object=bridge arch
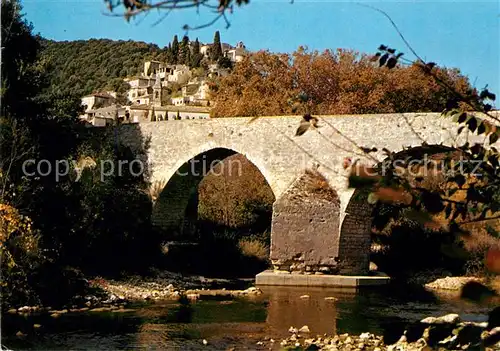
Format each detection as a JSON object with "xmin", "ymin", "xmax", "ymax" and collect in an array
[
  {"xmin": 151, "ymin": 146, "xmax": 276, "ymax": 237},
  {"xmin": 154, "ymin": 141, "xmax": 279, "ymax": 197}
]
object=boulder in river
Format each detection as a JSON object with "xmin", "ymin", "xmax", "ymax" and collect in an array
[
  {"xmin": 299, "ymin": 325, "xmax": 310, "ymax": 333},
  {"xmin": 421, "ymin": 313, "xmax": 460, "ymax": 325}
]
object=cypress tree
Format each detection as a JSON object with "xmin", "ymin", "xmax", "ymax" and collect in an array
[
  {"xmin": 190, "ymin": 38, "xmax": 202, "ymax": 68},
  {"xmin": 171, "ymin": 35, "xmax": 179, "ymax": 64},
  {"xmin": 179, "ymin": 35, "xmax": 191, "ymax": 66},
  {"xmin": 165, "ymin": 43, "xmax": 174, "ymax": 64},
  {"xmin": 211, "ymin": 31, "xmax": 223, "ymax": 62}
]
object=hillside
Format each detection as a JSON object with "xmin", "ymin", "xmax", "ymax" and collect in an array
[{"xmin": 38, "ymin": 38, "xmax": 168, "ymax": 97}]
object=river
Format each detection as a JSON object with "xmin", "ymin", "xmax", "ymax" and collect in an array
[{"xmin": 2, "ymin": 283, "xmax": 495, "ymax": 350}]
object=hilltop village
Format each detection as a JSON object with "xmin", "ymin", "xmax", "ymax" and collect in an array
[{"xmin": 80, "ymin": 35, "xmax": 248, "ymax": 126}]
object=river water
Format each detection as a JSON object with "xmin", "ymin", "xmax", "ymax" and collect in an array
[{"xmin": 2, "ymin": 284, "xmax": 496, "ymax": 350}]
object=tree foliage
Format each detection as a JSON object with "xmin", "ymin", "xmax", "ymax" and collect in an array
[
  {"xmin": 198, "ymin": 154, "xmax": 274, "ymax": 230},
  {"xmin": 38, "ymin": 38, "xmax": 167, "ymax": 98},
  {"xmin": 1, "ymin": 0, "xmax": 161, "ymax": 307},
  {"xmin": 169, "ymin": 34, "xmax": 179, "ymax": 64},
  {"xmin": 211, "ymin": 48, "xmax": 473, "ymax": 117},
  {"xmin": 1, "ymin": 0, "xmax": 44, "ymax": 120},
  {"xmin": 211, "ymin": 30, "xmax": 223, "ymax": 61},
  {"xmin": 341, "ymin": 45, "xmax": 499, "ymax": 233},
  {"xmin": 190, "ymin": 38, "xmax": 204, "ymax": 68},
  {"xmin": 0, "ymin": 202, "xmax": 42, "ymax": 305},
  {"xmin": 178, "ymin": 35, "xmax": 191, "ymax": 66}
]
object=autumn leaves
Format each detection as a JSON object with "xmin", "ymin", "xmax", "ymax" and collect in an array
[{"xmin": 211, "ymin": 49, "xmax": 472, "ymax": 118}]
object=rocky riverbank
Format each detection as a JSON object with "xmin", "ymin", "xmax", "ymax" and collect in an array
[
  {"xmin": 422, "ymin": 276, "xmax": 500, "ymax": 303},
  {"xmin": 4, "ymin": 272, "xmax": 263, "ymax": 318},
  {"xmin": 264, "ymin": 313, "xmax": 500, "ymax": 350},
  {"xmin": 94, "ymin": 278, "xmax": 263, "ymax": 301},
  {"xmin": 425, "ymin": 276, "xmax": 486, "ymax": 291}
]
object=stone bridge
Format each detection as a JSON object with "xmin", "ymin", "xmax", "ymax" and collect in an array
[{"xmin": 118, "ymin": 112, "xmax": 485, "ymax": 275}]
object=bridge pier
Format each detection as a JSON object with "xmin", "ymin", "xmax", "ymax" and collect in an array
[
  {"xmin": 270, "ymin": 169, "xmax": 341, "ymax": 274},
  {"xmin": 259, "ymin": 170, "xmax": 391, "ymax": 286}
]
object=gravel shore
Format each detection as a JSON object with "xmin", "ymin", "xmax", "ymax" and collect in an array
[{"xmin": 266, "ymin": 313, "xmax": 500, "ymax": 350}]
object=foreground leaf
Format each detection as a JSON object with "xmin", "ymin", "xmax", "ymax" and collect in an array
[
  {"xmin": 295, "ymin": 121, "xmax": 310, "ymax": 136},
  {"xmin": 374, "ymin": 187, "xmax": 412, "ymax": 205},
  {"xmin": 485, "ymin": 248, "xmax": 500, "ymax": 274},
  {"xmin": 348, "ymin": 165, "xmax": 381, "ymax": 188}
]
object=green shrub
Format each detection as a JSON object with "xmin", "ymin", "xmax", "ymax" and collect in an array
[{"xmin": 238, "ymin": 238, "xmax": 269, "ymax": 262}]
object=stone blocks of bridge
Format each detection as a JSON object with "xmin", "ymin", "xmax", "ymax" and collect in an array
[
  {"xmin": 270, "ymin": 170, "xmax": 371, "ymax": 276},
  {"xmin": 270, "ymin": 170, "xmax": 340, "ymax": 274}
]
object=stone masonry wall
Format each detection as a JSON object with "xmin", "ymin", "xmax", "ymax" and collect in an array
[
  {"xmin": 270, "ymin": 170, "xmax": 341, "ymax": 273},
  {"xmin": 338, "ymin": 190, "xmax": 374, "ymax": 275}
]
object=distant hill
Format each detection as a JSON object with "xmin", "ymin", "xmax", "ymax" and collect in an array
[{"xmin": 38, "ymin": 38, "xmax": 167, "ymax": 97}]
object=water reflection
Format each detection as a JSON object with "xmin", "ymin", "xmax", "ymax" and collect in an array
[
  {"xmin": 263, "ymin": 285, "xmax": 351, "ymax": 335},
  {"xmin": 2, "ymin": 284, "xmax": 496, "ymax": 350},
  {"xmin": 260, "ymin": 283, "xmax": 495, "ymax": 341}
]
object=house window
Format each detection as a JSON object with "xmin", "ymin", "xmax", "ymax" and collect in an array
[{"xmin": 155, "ymin": 91, "xmax": 159, "ymax": 98}]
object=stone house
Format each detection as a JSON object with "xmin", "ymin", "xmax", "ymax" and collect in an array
[
  {"xmin": 200, "ymin": 42, "xmax": 248, "ymax": 62},
  {"xmin": 224, "ymin": 41, "xmax": 248, "ymax": 63},
  {"xmin": 81, "ymin": 92, "xmax": 115, "ymax": 112},
  {"xmin": 80, "ymin": 104, "xmax": 127, "ymax": 126},
  {"xmin": 143, "ymin": 60, "xmax": 162, "ymax": 77},
  {"xmin": 166, "ymin": 65, "xmax": 191, "ymax": 85},
  {"xmin": 208, "ymin": 64, "xmax": 230, "ymax": 78},
  {"xmin": 136, "ymin": 94, "xmax": 153, "ymax": 106},
  {"xmin": 126, "ymin": 77, "xmax": 155, "ymax": 102},
  {"xmin": 188, "ymin": 82, "xmax": 210, "ymax": 106},
  {"xmin": 200, "ymin": 43, "xmax": 232, "ymax": 58},
  {"xmin": 200, "ymin": 44, "xmax": 211, "ymax": 58},
  {"xmin": 171, "ymin": 96, "xmax": 191, "ymax": 106}
]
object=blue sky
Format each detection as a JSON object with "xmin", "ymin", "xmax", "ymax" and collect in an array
[{"xmin": 22, "ymin": 0, "xmax": 499, "ymax": 99}]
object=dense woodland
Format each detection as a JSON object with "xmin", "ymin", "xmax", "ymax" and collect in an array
[
  {"xmin": 1, "ymin": 2, "xmax": 162, "ymax": 307},
  {"xmin": 39, "ymin": 39, "xmax": 165, "ymax": 97},
  {"xmin": 39, "ymin": 30, "xmax": 226, "ymax": 99}
]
